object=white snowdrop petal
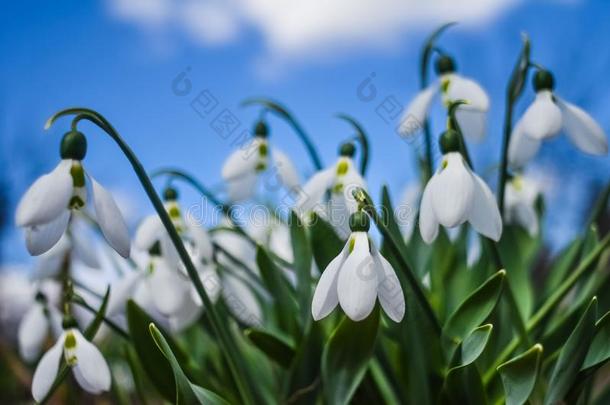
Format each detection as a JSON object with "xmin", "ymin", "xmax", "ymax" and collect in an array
[
  {"xmin": 18, "ymin": 304, "xmax": 49, "ymax": 362},
  {"xmin": 431, "ymin": 153, "xmax": 475, "ymax": 228},
  {"xmin": 468, "ymin": 174, "xmax": 503, "ymax": 242},
  {"xmin": 16, "ymin": 160, "xmax": 73, "ymax": 227},
  {"xmin": 400, "ymin": 84, "xmax": 438, "ymax": 136},
  {"xmin": 73, "ymin": 331, "xmax": 111, "ymax": 393},
  {"xmin": 169, "ymin": 294, "xmax": 204, "ymax": 332},
  {"xmin": 445, "ymin": 73, "xmax": 489, "ymax": 111},
  {"xmin": 186, "ymin": 219, "xmax": 214, "ymax": 261},
  {"xmin": 455, "ymin": 108, "xmax": 487, "ymax": 142},
  {"xmin": 419, "ymin": 178, "xmax": 439, "ymax": 244},
  {"xmin": 147, "ymin": 262, "xmax": 188, "ymax": 316},
  {"xmin": 222, "ymin": 273, "xmax": 263, "ymax": 326},
  {"xmin": 373, "ymin": 250, "xmax": 405, "ymax": 322},
  {"xmin": 199, "ymin": 267, "xmax": 222, "ymax": 303},
  {"xmin": 272, "ymin": 148, "xmax": 300, "ymax": 190},
  {"xmin": 514, "ymin": 202, "xmax": 539, "ymax": 236},
  {"xmin": 134, "ymin": 215, "xmax": 165, "ymax": 251},
  {"xmin": 32, "ymin": 336, "xmax": 64, "ymax": 402},
  {"xmin": 226, "ymin": 172, "xmax": 259, "ymax": 202},
  {"xmin": 337, "ymin": 234, "xmax": 378, "ymax": 321},
  {"xmin": 90, "ymin": 177, "xmax": 130, "ymax": 258},
  {"xmin": 107, "ymin": 271, "xmax": 143, "ymax": 316},
  {"xmin": 295, "ymin": 167, "xmax": 336, "ymax": 214},
  {"xmin": 557, "ymin": 98, "xmax": 608, "ymax": 155},
  {"xmin": 446, "ymin": 75, "xmax": 490, "ymax": 111},
  {"xmin": 25, "ymin": 210, "xmax": 71, "ymax": 256},
  {"xmin": 508, "ymin": 120, "xmax": 542, "ymax": 169},
  {"xmin": 72, "ymin": 236, "xmax": 100, "ymax": 269},
  {"xmin": 311, "ymin": 244, "xmax": 349, "ymax": 320},
  {"xmin": 221, "ymin": 138, "xmax": 263, "ymax": 181},
  {"xmin": 520, "ymin": 91, "xmax": 562, "ymax": 140}
]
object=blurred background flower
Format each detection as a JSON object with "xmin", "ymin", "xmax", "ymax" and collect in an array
[{"xmin": 1, "ymin": 0, "xmax": 609, "ymax": 268}]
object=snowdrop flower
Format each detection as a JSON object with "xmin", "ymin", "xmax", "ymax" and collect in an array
[
  {"xmin": 222, "ymin": 120, "xmax": 300, "ymax": 202},
  {"xmin": 295, "ymin": 142, "xmax": 367, "ymax": 237},
  {"xmin": 402, "ymin": 55, "xmax": 490, "ymax": 141},
  {"xmin": 18, "ymin": 291, "xmax": 62, "ymax": 362},
  {"xmin": 312, "ymin": 212, "xmax": 405, "ymax": 322},
  {"xmin": 419, "ymin": 130, "xmax": 502, "ymax": 243},
  {"xmin": 509, "ymin": 69, "xmax": 608, "ymax": 168},
  {"xmin": 31, "ymin": 319, "xmax": 111, "ymax": 401},
  {"xmin": 34, "ymin": 231, "xmax": 100, "ymax": 279},
  {"xmin": 15, "ymin": 131, "xmax": 130, "ymax": 258},
  {"xmin": 504, "ymin": 174, "xmax": 541, "ymax": 236}
]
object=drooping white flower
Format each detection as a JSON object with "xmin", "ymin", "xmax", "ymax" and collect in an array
[
  {"xmin": 31, "ymin": 325, "xmax": 111, "ymax": 401},
  {"xmin": 18, "ymin": 291, "xmax": 62, "ymax": 362},
  {"xmin": 221, "ymin": 120, "xmax": 300, "ymax": 202},
  {"xmin": 508, "ymin": 69, "xmax": 608, "ymax": 168},
  {"xmin": 401, "ymin": 55, "xmax": 490, "ymax": 141},
  {"xmin": 311, "ymin": 212, "xmax": 405, "ymax": 322},
  {"xmin": 295, "ymin": 142, "xmax": 367, "ymax": 237},
  {"xmin": 419, "ymin": 133, "xmax": 502, "ymax": 243},
  {"xmin": 504, "ymin": 175, "xmax": 541, "ymax": 236},
  {"xmin": 15, "ymin": 131, "xmax": 130, "ymax": 258},
  {"xmin": 34, "ymin": 229, "xmax": 101, "ymax": 279}
]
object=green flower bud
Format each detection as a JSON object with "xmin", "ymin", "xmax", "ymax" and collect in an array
[
  {"xmin": 163, "ymin": 187, "xmax": 179, "ymax": 201},
  {"xmin": 254, "ymin": 120, "xmax": 269, "ymax": 138},
  {"xmin": 435, "ymin": 55, "xmax": 456, "ymax": 75},
  {"xmin": 148, "ymin": 241, "xmax": 162, "ymax": 256},
  {"xmin": 60, "ymin": 131, "xmax": 87, "ymax": 160},
  {"xmin": 533, "ymin": 69, "xmax": 554, "ymax": 92},
  {"xmin": 349, "ymin": 211, "xmax": 370, "ymax": 233},
  {"xmin": 439, "ymin": 129, "xmax": 460, "ymax": 154},
  {"xmin": 62, "ymin": 315, "xmax": 79, "ymax": 330},
  {"xmin": 339, "ymin": 142, "xmax": 356, "ymax": 157}
]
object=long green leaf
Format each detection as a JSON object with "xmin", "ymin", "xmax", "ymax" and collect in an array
[
  {"xmin": 149, "ymin": 323, "xmax": 229, "ymax": 405},
  {"xmin": 497, "ymin": 344, "xmax": 543, "ymax": 405},
  {"xmin": 244, "ymin": 328, "xmax": 295, "ymax": 368},
  {"xmin": 289, "ymin": 210, "xmax": 314, "ymax": 325},
  {"xmin": 309, "ymin": 212, "xmax": 344, "ymax": 270},
  {"xmin": 256, "ymin": 246, "xmax": 298, "ymax": 334},
  {"xmin": 442, "ymin": 270, "xmax": 505, "ymax": 358},
  {"xmin": 321, "ymin": 308, "xmax": 380, "ymax": 405},
  {"xmin": 460, "ymin": 324, "xmax": 493, "ymax": 366},
  {"xmin": 582, "ymin": 311, "xmax": 610, "ymax": 370},
  {"xmin": 544, "ymin": 297, "xmax": 598, "ymax": 405}
]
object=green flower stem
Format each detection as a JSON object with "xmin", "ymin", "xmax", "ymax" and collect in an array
[
  {"xmin": 336, "ymin": 113, "xmax": 370, "ymax": 176},
  {"xmin": 46, "ymin": 108, "xmax": 256, "ymax": 405},
  {"xmin": 497, "ymin": 34, "xmax": 531, "ymax": 214},
  {"xmin": 419, "ymin": 22, "xmax": 456, "ymax": 181},
  {"xmin": 353, "ymin": 188, "xmax": 442, "ymax": 336},
  {"xmin": 242, "ymin": 97, "xmax": 323, "ymax": 170},
  {"xmin": 71, "ymin": 296, "xmax": 131, "ymax": 340},
  {"xmin": 483, "ymin": 233, "xmax": 610, "ymax": 385}
]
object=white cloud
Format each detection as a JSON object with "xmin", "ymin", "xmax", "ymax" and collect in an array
[{"xmin": 107, "ymin": 0, "xmax": 520, "ymax": 59}]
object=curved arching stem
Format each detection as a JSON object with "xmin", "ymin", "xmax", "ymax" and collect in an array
[
  {"xmin": 497, "ymin": 33, "xmax": 531, "ymax": 214},
  {"xmin": 419, "ymin": 22, "xmax": 457, "ymax": 181},
  {"xmin": 447, "ymin": 99, "xmax": 473, "ymax": 168},
  {"xmin": 241, "ymin": 97, "xmax": 324, "ymax": 170},
  {"xmin": 46, "ymin": 107, "xmax": 256, "ymax": 405},
  {"xmin": 336, "ymin": 113, "xmax": 370, "ymax": 176}
]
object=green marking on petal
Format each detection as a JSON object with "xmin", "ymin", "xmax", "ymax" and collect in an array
[
  {"xmin": 441, "ymin": 158, "xmax": 448, "ymax": 170},
  {"xmin": 441, "ymin": 77, "xmax": 451, "ymax": 94},
  {"xmin": 70, "ymin": 163, "xmax": 85, "ymax": 187},
  {"xmin": 64, "ymin": 332, "xmax": 77, "ymax": 349},
  {"xmin": 332, "ymin": 183, "xmax": 344, "ymax": 193},
  {"xmin": 336, "ymin": 161, "xmax": 349, "ymax": 176},
  {"xmin": 258, "ymin": 143, "xmax": 268, "ymax": 157},
  {"xmin": 255, "ymin": 162, "xmax": 267, "ymax": 172},
  {"xmin": 69, "ymin": 195, "xmax": 85, "ymax": 209},
  {"xmin": 168, "ymin": 206, "xmax": 181, "ymax": 218},
  {"xmin": 348, "ymin": 237, "xmax": 356, "ymax": 253}
]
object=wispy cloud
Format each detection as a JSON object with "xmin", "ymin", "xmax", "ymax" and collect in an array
[{"xmin": 106, "ymin": 0, "xmax": 520, "ymax": 61}]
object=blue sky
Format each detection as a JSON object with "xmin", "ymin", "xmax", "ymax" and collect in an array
[{"xmin": 1, "ymin": 0, "xmax": 609, "ymax": 263}]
